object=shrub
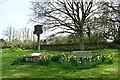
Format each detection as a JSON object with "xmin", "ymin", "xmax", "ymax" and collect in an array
[
  {"xmin": 38, "ymin": 55, "xmax": 51, "ymax": 65},
  {"xmin": 51, "ymin": 54, "xmax": 62, "ymax": 62},
  {"xmin": 11, "ymin": 56, "xmax": 26, "ymax": 65},
  {"xmin": 9, "ymin": 46, "xmax": 17, "ymax": 52}
]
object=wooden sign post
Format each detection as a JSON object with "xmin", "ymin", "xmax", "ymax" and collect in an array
[{"xmin": 33, "ymin": 25, "xmax": 43, "ymax": 52}]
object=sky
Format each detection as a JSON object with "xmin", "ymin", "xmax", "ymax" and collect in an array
[
  {"xmin": 0, "ymin": 0, "xmax": 43, "ymax": 39},
  {"xmin": 0, "ymin": 0, "xmax": 114, "ymax": 41}
]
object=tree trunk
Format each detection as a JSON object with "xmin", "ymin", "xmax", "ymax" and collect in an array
[
  {"xmin": 79, "ymin": 29, "xmax": 84, "ymax": 50},
  {"xmin": 114, "ymin": 23, "xmax": 120, "ymax": 44},
  {"xmin": 117, "ymin": 24, "xmax": 120, "ymax": 44}
]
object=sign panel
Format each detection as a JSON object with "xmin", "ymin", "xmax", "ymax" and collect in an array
[{"xmin": 34, "ymin": 25, "xmax": 43, "ymax": 34}]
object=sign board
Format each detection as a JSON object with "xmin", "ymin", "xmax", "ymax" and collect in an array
[{"xmin": 34, "ymin": 25, "xmax": 43, "ymax": 34}]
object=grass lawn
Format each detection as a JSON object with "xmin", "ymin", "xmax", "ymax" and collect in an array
[{"xmin": 1, "ymin": 48, "xmax": 119, "ymax": 78}]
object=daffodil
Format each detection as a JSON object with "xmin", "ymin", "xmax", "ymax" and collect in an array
[
  {"xmin": 74, "ymin": 56, "xmax": 76, "ymax": 58},
  {"xmin": 62, "ymin": 53, "xmax": 64, "ymax": 55},
  {"xmin": 65, "ymin": 58, "xmax": 67, "ymax": 61},
  {"xmin": 97, "ymin": 56, "xmax": 100, "ymax": 60},
  {"xmin": 68, "ymin": 59, "xmax": 70, "ymax": 61},
  {"xmin": 89, "ymin": 59, "xmax": 92, "ymax": 62},
  {"xmin": 78, "ymin": 61, "xmax": 81, "ymax": 63},
  {"xmin": 80, "ymin": 61, "xmax": 82, "ymax": 63},
  {"xmin": 93, "ymin": 58, "xmax": 96, "ymax": 61},
  {"xmin": 108, "ymin": 55, "xmax": 111, "ymax": 58},
  {"xmin": 110, "ymin": 57, "xmax": 112, "ymax": 59},
  {"xmin": 89, "ymin": 55, "xmax": 92, "ymax": 58},
  {"xmin": 43, "ymin": 56, "xmax": 46, "ymax": 59}
]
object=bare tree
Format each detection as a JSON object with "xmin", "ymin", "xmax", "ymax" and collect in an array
[
  {"xmin": 3, "ymin": 26, "xmax": 19, "ymax": 42},
  {"xmin": 12, "ymin": 28, "xmax": 18, "ymax": 41},
  {"xmin": 31, "ymin": 0, "xmax": 99, "ymax": 50},
  {"xmin": 0, "ymin": 0, "xmax": 8, "ymax": 4},
  {"xmin": 21, "ymin": 27, "xmax": 30, "ymax": 43},
  {"xmin": 101, "ymin": 0, "xmax": 120, "ymax": 42},
  {"xmin": 3, "ymin": 26, "xmax": 14, "ymax": 42},
  {"xmin": 20, "ymin": 27, "xmax": 37, "ymax": 43}
]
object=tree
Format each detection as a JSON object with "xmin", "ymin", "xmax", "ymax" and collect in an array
[
  {"xmin": 3, "ymin": 26, "xmax": 12, "ymax": 42},
  {"xmin": 31, "ymin": 0, "xmax": 99, "ymax": 50},
  {"xmin": 21, "ymin": 27, "xmax": 30, "ymax": 43},
  {"xmin": 93, "ymin": 2, "xmax": 114, "ymax": 41},
  {"xmin": 0, "ymin": 0, "xmax": 8, "ymax": 4},
  {"xmin": 88, "ymin": 0, "xmax": 120, "ymax": 43},
  {"xmin": 101, "ymin": 0, "xmax": 120, "ymax": 43},
  {"xmin": 3, "ymin": 26, "xmax": 17, "ymax": 42}
]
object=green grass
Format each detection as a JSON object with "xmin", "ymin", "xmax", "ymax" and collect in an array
[{"xmin": 1, "ymin": 48, "xmax": 119, "ymax": 78}]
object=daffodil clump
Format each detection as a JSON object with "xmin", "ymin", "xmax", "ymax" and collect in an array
[
  {"xmin": 102, "ymin": 54, "xmax": 113, "ymax": 64},
  {"xmin": 38, "ymin": 55, "xmax": 52, "ymax": 65},
  {"xmin": 59, "ymin": 53, "xmax": 113, "ymax": 68},
  {"xmin": 11, "ymin": 52, "xmax": 113, "ymax": 68}
]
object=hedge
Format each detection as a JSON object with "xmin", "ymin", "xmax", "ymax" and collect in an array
[{"xmin": 2, "ymin": 42, "xmax": 120, "ymax": 51}]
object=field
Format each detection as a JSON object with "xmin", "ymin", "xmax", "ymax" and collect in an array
[{"xmin": 1, "ymin": 48, "xmax": 119, "ymax": 79}]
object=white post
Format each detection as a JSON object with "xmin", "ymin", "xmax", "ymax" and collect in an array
[{"xmin": 37, "ymin": 34, "xmax": 40, "ymax": 52}]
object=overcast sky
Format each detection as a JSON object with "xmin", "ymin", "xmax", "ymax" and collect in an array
[
  {"xmin": 0, "ymin": 0, "xmax": 114, "ymax": 40},
  {"xmin": 0, "ymin": 0, "xmax": 41, "ymax": 39}
]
